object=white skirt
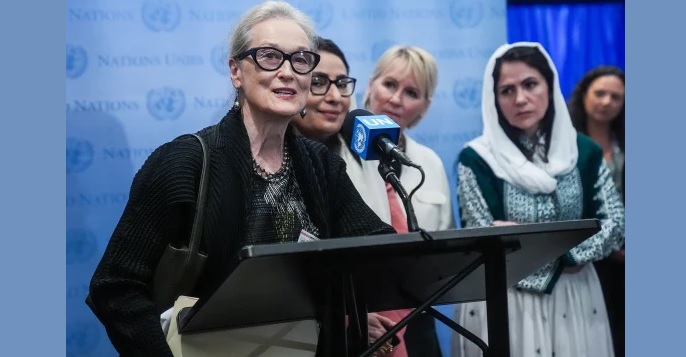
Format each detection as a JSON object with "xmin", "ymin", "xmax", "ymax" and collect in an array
[{"xmin": 451, "ymin": 264, "xmax": 614, "ymax": 357}]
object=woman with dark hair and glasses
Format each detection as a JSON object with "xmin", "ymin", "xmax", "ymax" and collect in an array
[
  {"xmin": 452, "ymin": 42, "xmax": 624, "ymax": 357},
  {"xmin": 293, "ymin": 36, "xmax": 412, "ymax": 357},
  {"xmin": 86, "ymin": 2, "xmax": 395, "ymax": 356},
  {"xmin": 292, "ymin": 37, "xmax": 357, "ymax": 152}
]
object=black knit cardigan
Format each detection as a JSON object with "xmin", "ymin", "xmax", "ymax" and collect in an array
[{"xmin": 88, "ymin": 107, "xmax": 395, "ymax": 356}]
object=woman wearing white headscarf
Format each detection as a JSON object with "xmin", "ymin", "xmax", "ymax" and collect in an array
[{"xmin": 451, "ymin": 42, "xmax": 624, "ymax": 357}]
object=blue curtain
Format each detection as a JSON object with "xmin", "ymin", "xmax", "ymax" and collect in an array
[{"xmin": 507, "ymin": 3, "xmax": 625, "ymax": 99}]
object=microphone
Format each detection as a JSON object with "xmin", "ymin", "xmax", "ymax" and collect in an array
[
  {"xmin": 345, "ymin": 109, "xmax": 415, "ymax": 166},
  {"xmin": 344, "ymin": 109, "xmax": 429, "ymax": 238}
]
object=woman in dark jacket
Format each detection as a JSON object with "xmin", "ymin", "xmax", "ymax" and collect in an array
[{"xmin": 87, "ymin": 2, "xmax": 394, "ymax": 356}]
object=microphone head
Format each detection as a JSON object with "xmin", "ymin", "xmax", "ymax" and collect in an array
[
  {"xmin": 339, "ymin": 109, "xmax": 363, "ymax": 143},
  {"xmin": 345, "ymin": 109, "xmax": 400, "ymax": 161}
]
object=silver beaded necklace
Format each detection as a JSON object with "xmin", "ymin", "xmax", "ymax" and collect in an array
[{"xmin": 251, "ymin": 143, "xmax": 291, "ymax": 181}]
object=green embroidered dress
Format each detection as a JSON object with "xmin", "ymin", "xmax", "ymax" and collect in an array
[
  {"xmin": 457, "ymin": 134, "xmax": 624, "ymax": 293},
  {"xmin": 452, "ymin": 41, "xmax": 625, "ymax": 357},
  {"xmin": 454, "ymin": 134, "xmax": 625, "ymax": 357}
]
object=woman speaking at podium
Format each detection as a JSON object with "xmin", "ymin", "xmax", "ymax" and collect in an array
[{"xmin": 86, "ymin": 2, "xmax": 395, "ymax": 356}]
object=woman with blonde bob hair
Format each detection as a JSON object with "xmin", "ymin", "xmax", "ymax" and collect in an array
[
  {"xmin": 362, "ymin": 45, "xmax": 438, "ymax": 129},
  {"xmin": 342, "ymin": 44, "xmax": 453, "ymax": 357}
]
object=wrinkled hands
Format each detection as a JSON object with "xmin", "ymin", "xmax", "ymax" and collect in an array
[
  {"xmin": 367, "ymin": 313, "xmax": 396, "ymax": 356},
  {"xmin": 367, "ymin": 313, "xmax": 396, "ymax": 342}
]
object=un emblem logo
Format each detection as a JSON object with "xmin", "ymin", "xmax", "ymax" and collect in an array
[
  {"xmin": 450, "ymin": 0, "xmax": 484, "ymax": 29},
  {"xmin": 66, "ymin": 228, "xmax": 98, "ymax": 265},
  {"xmin": 353, "ymin": 124, "xmax": 366, "ymax": 154},
  {"xmin": 211, "ymin": 45, "xmax": 230, "ymax": 76},
  {"xmin": 298, "ymin": 0, "xmax": 334, "ymax": 30},
  {"xmin": 66, "ymin": 44, "xmax": 88, "ymax": 79},
  {"xmin": 453, "ymin": 78, "xmax": 482, "ymax": 109},
  {"xmin": 147, "ymin": 87, "xmax": 186, "ymax": 121},
  {"xmin": 142, "ymin": 0, "xmax": 182, "ymax": 32},
  {"xmin": 66, "ymin": 138, "xmax": 94, "ymax": 174},
  {"xmin": 371, "ymin": 40, "xmax": 395, "ymax": 62},
  {"xmin": 66, "ymin": 321, "xmax": 100, "ymax": 356}
]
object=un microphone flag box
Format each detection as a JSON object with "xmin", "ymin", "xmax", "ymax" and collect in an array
[{"xmin": 350, "ymin": 115, "xmax": 400, "ymax": 160}]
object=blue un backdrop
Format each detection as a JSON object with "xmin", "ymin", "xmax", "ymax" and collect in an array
[{"xmin": 67, "ymin": 1, "xmax": 634, "ymax": 356}]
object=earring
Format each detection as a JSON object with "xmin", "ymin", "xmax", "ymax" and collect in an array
[
  {"xmin": 299, "ymin": 108, "xmax": 307, "ymax": 118},
  {"xmin": 232, "ymin": 88, "xmax": 241, "ymax": 109}
]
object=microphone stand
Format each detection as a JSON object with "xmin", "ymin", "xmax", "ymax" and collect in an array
[
  {"xmin": 377, "ymin": 159, "xmax": 421, "ymax": 234},
  {"xmin": 374, "ymin": 158, "xmax": 490, "ymax": 357},
  {"xmin": 371, "ymin": 161, "xmax": 491, "ymax": 357}
]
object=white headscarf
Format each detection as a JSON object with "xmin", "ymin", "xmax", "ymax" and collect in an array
[{"xmin": 466, "ymin": 42, "xmax": 578, "ymax": 194}]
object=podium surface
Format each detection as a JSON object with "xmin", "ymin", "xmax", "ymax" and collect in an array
[
  {"xmin": 178, "ymin": 219, "xmax": 599, "ymax": 334},
  {"xmin": 176, "ymin": 219, "xmax": 600, "ymax": 357}
]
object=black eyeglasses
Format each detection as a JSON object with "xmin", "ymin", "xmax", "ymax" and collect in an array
[
  {"xmin": 234, "ymin": 47, "xmax": 320, "ymax": 75},
  {"xmin": 310, "ymin": 75, "xmax": 357, "ymax": 97}
]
